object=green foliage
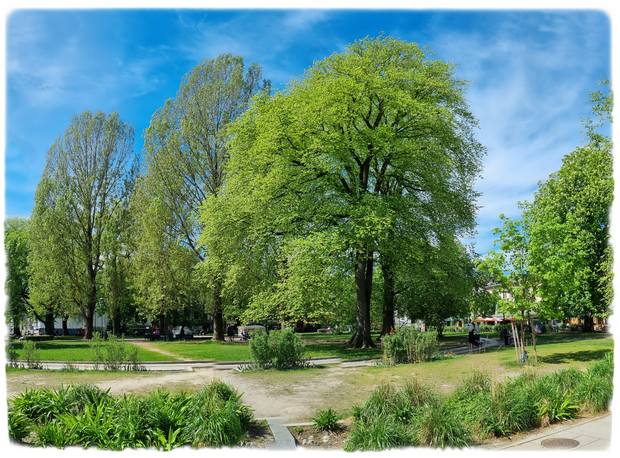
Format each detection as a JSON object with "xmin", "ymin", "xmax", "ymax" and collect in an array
[
  {"xmin": 135, "ymin": 54, "xmax": 264, "ymax": 326},
  {"xmin": 8, "ymin": 409, "xmax": 31, "ymax": 442},
  {"xmin": 527, "ymin": 90, "xmax": 613, "ymax": 323},
  {"xmin": 21, "ymin": 339, "xmax": 42, "ymax": 369},
  {"xmin": 382, "ymin": 327, "xmax": 438, "ymax": 364},
  {"xmin": 90, "ymin": 333, "xmax": 143, "ymax": 370},
  {"xmin": 345, "ymin": 415, "xmax": 416, "ymax": 451},
  {"xmin": 8, "ymin": 381, "xmax": 253, "ymax": 449},
  {"xmin": 312, "ymin": 408, "xmax": 340, "ymax": 431},
  {"xmin": 248, "ymin": 329, "xmax": 306, "ymax": 369},
  {"xmin": 29, "ymin": 111, "xmax": 137, "ymax": 338},
  {"xmin": 346, "ymin": 356, "xmax": 612, "ymax": 450},
  {"xmin": 209, "ymin": 36, "xmax": 483, "ymax": 347},
  {"xmin": 345, "ymin": 380, "xmax": 436, "ymax": 451},
  {"xmin": 418, "ymin": 402, "xmax": 471, "ymax": 448},
  {"xmin": 4, "ymin": 218, "xmax": 31, "ymax": 334},
  {"xmin": 574, "ymin": 353, "xmax": 613, "ymax": 413}
]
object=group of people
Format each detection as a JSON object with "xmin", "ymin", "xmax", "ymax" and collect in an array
[{"xmin": 467, "ymin": 322, "xmax": 482, "ymax": 347}]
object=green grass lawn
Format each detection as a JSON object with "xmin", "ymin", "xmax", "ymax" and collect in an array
[
  {"xmin": 8, "ymin": 332, "xmax": 611, "ymax": 364},
  {"xmin": 237, "ymin": 336, "xmax": 613, "ymax": 414},
  {"xmin": 149, "ymin": 340, "xmax": 383, "ymax": 361},
  {"xmin": 9, "ymin": 339, "xmax": 170, "ymax": 362}
]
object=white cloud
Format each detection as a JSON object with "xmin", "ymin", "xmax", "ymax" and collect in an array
[{"xmin": 424, "ymin": 12, "xmax": 609, "ymax": 253}]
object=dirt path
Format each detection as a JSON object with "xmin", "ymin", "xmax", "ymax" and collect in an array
[
  {"xmin": 6, "ymin": 366, "xmax": 360, "ymax": 423},
  {"xmin": 131, "ymin": 340, "xmax": 186, "ymax": 361}
]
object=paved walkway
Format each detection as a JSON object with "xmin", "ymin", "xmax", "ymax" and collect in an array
[{"xmin": 486, "ymin": 414, "xmax": 611, "ymax": 451}]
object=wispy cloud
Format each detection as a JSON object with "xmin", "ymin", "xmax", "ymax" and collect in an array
[
  {"xmin": 423, "ymin": 11, "xmax": 609, "ymax": 253},
  {"xmin": 173, "ymin": 10, "xmax": 333, "ymax": 87}
]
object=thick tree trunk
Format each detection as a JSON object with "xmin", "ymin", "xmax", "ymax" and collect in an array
[
  {"xmin": 582, "ymin": 314, "xmax": 594, "ymax": 333},
  {"xmin": 437, "ymin": 322, "xmax": 445, "ymax": 338},
  {"xmin": 12, "ymin": 316, "xmax": 22, "ymax": 337},
  {"xmin": 350, "ymin": 250, "xmax": 375, "ymax": 348},
  {"xmin": 62, "ymin": 317, "xmax": 69, "ymax": 336},
  {"xmin": 44, "ymin": 311, "xmax": 55, "ymax": 336},
  {"xmin": 380, "ymin": 262, "xmax": 395, "ymax": 336},
  {"xmin": 212, "ymin": 280, "xmax": 226, "ymax": 341},
  {"xmin": 113, "ymin": 313, "xmax": 122, "ymax": 337}
]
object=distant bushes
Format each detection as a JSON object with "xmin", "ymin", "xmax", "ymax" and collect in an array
[
  {"xmin": 248, "ymin": 329, "xmax": 306, "ymax": 369},
  {"xmin": 382, "ymin": 327, "xmax": 438, "ymax": 364},
  {"xmin": 8, "ymin": 381, "xmax": 254, "ymax": 449},
  {"xmin": 90, "ymin": 333, "xmax": 142, "ymax": 371},
  {"xmin": 345, "ymin": 354, "xmax": 613, "ymax": 450},
  {"xmin": 8, "ymin": 340, "xmax": 42, "ymax": 369}
]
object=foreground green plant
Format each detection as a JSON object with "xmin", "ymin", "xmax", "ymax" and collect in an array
[
  {"xmin": 312, "ymin": 408, "xmax": 340, "ymax": 431},
  {"xmin": 8, "ymin": 381, "xmax": 254, "ymax": 449},
  {"xmin": 345, "ymin": 355, "xmax": 613, "ymax": 451}
]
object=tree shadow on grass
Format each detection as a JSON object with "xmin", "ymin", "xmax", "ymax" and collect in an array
[
  {"xmin": 8, "ymin": 341, "xmax": 92, "ymax": 351},
  {"xmin": 539, "ymin": 349, "xmax": 611, "ymax": 364}
]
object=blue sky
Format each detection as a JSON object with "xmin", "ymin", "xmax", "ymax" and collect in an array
[{"xmin": 5, "ymin": 9, "xmax": 611, "ymax": 254}]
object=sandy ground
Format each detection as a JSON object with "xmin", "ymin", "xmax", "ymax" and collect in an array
[{"xmin": 6, "ymin": 365, "xmax": 358, "ymax": 423}]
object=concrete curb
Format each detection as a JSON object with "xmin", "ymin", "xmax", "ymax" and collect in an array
[{"xmin": 266, "ymin": 418, "xmax": 297, "ymax": 450}]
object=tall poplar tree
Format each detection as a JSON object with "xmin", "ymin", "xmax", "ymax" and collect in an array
[
  {"xmin": 30, "ymin": 111, "xmax": 137, "ymax": 339},
  {"xmin": 137, "ymin": 54, "xmax": 263, "ymax": 340}
]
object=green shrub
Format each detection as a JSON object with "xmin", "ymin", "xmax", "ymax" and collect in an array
[
  {"xmin": 22, "ymin": 340, "xmax": 43, "ymax": 369},
  {"xmin": 446, "ymin": 372, "xmax": 493, "ymax": 440},
  {"xmin": 312, "ymin": 408, "xmax": 340, "ymax": 431},
  {"xmin": 185, "ymin": 381, "xmax": 253, "ymax": 447},
  {"xmin": 346, "ymin": 356, "xmax": 614, "ymax": 451},
  {"xmin": 8, "ymin": 409, "xmax": 31, "ymax": 442},
  {"xmin": 33, "ymin": 420, "xmax": 77, "ymax": 448},
  {"xmin": 382, "ymin": 327, "xmax": 438, "ymax": 364},
  {"xmin": 345, "ymin": 415, "xmax": 416, "ymax": 451},
  {"xmin": 249, "ymin": 329, "xmax": 306, "ymax": 369},
  {"xmin": 345, "ymin": 380, "xmax": 437, "ymax": 451},
  {"xmin": 417, "ymin": 403, "xmax": 471, "ymax": 448},
  {"xmin": 90, "ymin": 333, "xmax": 143, "ymax": 371},
  {"xmin": 8, "ymin": 381, "xmax": 254, "ymax": 450},
  {"xmin": 574, "ymin": 356, "xmax": 613, "ymax": 414},
  {"xmin": 485, "ymin": 374, "xmax": 541, "ymax": 435},
  {"xmin": 533, "ymin": 374, "xmax": 579, "ymax": 426}
]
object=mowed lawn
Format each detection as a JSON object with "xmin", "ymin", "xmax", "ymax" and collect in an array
[
  {"xmin": 237, "ymin": 335, "xmax": 614, "ymax": 414},
  {"xmin": 8, "ymin": 332, "xmax": 611, "ymax": 364},
  {"xmin": 150, "ymin": 334, "xmax": 384, "ymax": 362},
  {"xmin": 10, "ymin": 339, "xmax": 171, "ymax": 362},
  {"xmin": 149, "ymin": 339, "xmax": 384, "ymax": 362}
]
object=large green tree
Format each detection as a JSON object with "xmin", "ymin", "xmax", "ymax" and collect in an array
[
  {"xmin": 4, "ymin": 218, "xmax": 31, "ymax": 335},
  {"xmin": 137, "ymin": 54, "xmax": 263, "ymax": 340},
  {"xmin": 214, "ymin": 37, "xmax": 483, "ymax": 347},
  {"xmin": 398, "ymin": 237, "xmax": 475, "ymax": 336},
  {"xmin": 30, "ymin": 111, "xmax": 137, "ymax": 339},
  {"xmin": 527, "ymin": 88, "xmax": 613, "ymax": 331}
]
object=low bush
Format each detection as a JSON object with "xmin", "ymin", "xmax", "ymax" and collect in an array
[
  {"xmin": 21, "ymin": 340, "xmax": 42, "ymax": 369},
  {"xmin": 90, "ymin": 333, "xmax": 143, "ymax": 371},
  {"xmin": 8, "ymin": 380, "xmax": 254, "ymax": 450},
  {"xmin": 345, "ymin": 414, "xmax": 415, "ymax": 451},
  {"xmin": 417, "ymin": 402, "xmax": 471, "ymax": 448},
  {"xmin": 345, "ymin": 380, "xmax": 435, "ymax": 451},
  {"xmin": 574, "ymin": 353, "xmax": 613, "ymax": 414},
  {"xmin": 346, "ymin": 355, "xmax": 613, "ymax": 451},
  {"xmin": 248, "ymin": 329, "xmax": 306, "ymax": 369},
  {"xmin": 312, "ymin": 408, "xmax": 340, "ymax": 431},
  {"xmin": 382, "ymin": 327, "xmax": 438, "ymax": 364}
]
